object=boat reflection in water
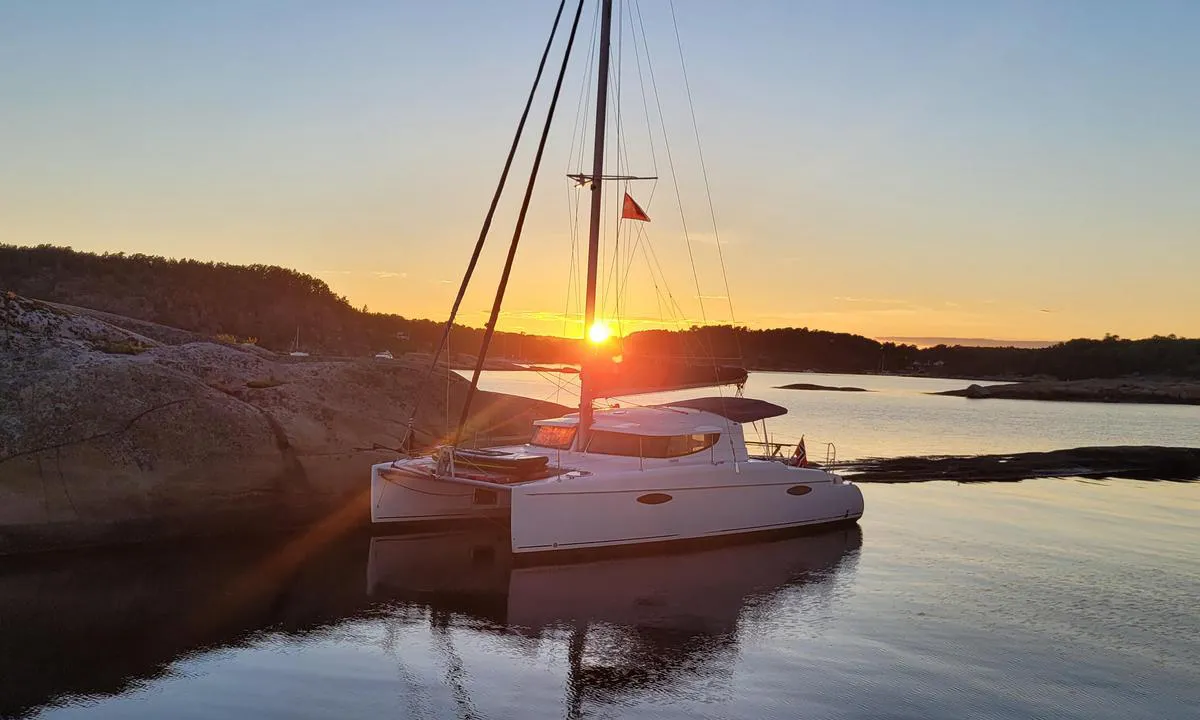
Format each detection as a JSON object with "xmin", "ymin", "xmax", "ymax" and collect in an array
[
  {"xmin": 368, "ymin": 526, "xmax": 862, "ymax": 715},
  {"xmin": 0, "ymin": 525, "xmax": 859, "ymax": 719}
]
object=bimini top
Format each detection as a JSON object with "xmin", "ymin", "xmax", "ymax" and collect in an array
[
  {"xmin": 654, "ymin": 397, "xmax": 787, "ymax": 423},
  {"xmin": 532, "ymin": 397, "xmax": 787, "ymax": 437}
]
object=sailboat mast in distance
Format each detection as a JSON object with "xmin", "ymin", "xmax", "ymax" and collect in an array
[{"xmin": 579, "ymin": 0, "xmax": 614, "ymax": 446}]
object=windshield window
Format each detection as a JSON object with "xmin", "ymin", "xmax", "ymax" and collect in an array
[
  {"xmin": 586, "ymin": 431, "xmax": 720, "ymax": 458},
  {"xmin": 530, "ymin": 425, "xmax": 576, "ymax": 449}
]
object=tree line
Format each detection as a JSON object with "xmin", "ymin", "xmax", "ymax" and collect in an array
[
  {"xmin": 0, "ymin": 244, "xmax": 577, "ymax": 361},
  {"xmin": 3, "ymin": 244, "xmax": 1197, "ymax": 379},
  {"xmin": 624, "ymin": 326, "xmax": 1200, "ymax": 379}
]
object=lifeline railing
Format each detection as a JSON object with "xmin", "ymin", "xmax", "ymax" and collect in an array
[{"xmin": 745, "ymin": 440, "xmax": 837, "ymax": 465}]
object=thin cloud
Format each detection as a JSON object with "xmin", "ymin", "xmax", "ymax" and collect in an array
[
  {"xmin": 686, "ymin": 231, "xmax": 738, "ymax": 248},
  {"xmin": 833, "ymin": 296, "xmax": 913, "ymax": 306},
  {"xmin": 372, "ymin": 271, "xmax": 407, "ymax": 279}
]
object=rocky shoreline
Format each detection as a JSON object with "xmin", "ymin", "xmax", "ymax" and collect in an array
[
  {"xmin": 0, "ymin": 294, "xmax": 563, "ymax": 555},
  {"xmin": 834, "ymin": 446, "xmax": 1200, "ymax": 483},
  {"xmin": 937, "ymin": 378, "xmax": 1200, "ymax": 405}
]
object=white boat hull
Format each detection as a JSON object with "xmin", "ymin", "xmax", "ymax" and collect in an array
[
  {"xmin": 371, "ymin": 462, "xmax": 510, "ymax": 524},
  {"xmin": 372, "ymin": 459, "xmax": 861, "ymax": 557},
  {"xmin": 509, "ymin": 461, "xmax": 862, "ymax": 554}
]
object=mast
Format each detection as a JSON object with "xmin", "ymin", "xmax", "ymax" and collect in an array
[{"xmin": 579, "ymin": 0, "xmax": 614, "ymax": 447}]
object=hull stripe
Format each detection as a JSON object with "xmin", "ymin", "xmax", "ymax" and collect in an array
[
  {"xmin": 374, "ymin": 512, "xmax": 505, "ymax": 521},
  {"xmin": 513, "ymin": 518, "xmax": 860, "ymax": 555},
  {"xmin": 523, "ymin": 480, "xmax": 827, "ymax": 497},
  {"xmin": 513, "ymin": 515, "xmax": 857, "ymax": 551},
  {"xmin": 708, "ymin": 513, "xmax": 856, "ymax": 535},
  {"xmin": 379, "ymin": 478, "xmax": 474, "ymax": 498}
]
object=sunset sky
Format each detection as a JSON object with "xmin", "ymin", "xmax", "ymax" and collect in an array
[{"xmin": 3, "ymin": 1, "xmax": 1198, "ymax": 343}]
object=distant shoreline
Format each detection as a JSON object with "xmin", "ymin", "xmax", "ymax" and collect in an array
[
  {"xmin": 457, "ymin": 364, "xmax": 1200, "ymax": 406},
  {"xmin": 439, "ymin": 361, "xmax": 1017, "ymax": 385},
  {"xmin": 744, "ymin": 367, "xmax": 1018, "ymax": 383},
  {"xmin": 935, "ymin": 379, "xmax": 1200, "ymax": 406}
]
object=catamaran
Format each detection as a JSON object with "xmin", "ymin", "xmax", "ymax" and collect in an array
[{"xmin": 370, "ymin": 0, "xmax": 863, "ymax": 556}]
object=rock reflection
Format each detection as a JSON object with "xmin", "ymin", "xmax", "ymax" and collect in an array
[{"xmin": 0, "ymin": 535, "xmax": 374, "ymax": 719}]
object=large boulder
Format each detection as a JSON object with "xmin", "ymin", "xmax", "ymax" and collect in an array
[{"xmin": 0, "ymin": 294, "xmax": 563, "ymax": 554}]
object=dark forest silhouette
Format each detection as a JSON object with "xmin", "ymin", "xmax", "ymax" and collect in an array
[
  {"xmin": 3, "ymin": 245, "xmax": 1198, "ymax": 379},
  {"xmin": 1, "ymin": 244, "xmax": 578, "ymax": 362}
]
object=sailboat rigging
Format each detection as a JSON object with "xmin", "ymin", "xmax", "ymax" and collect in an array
[
  {"xmin": 371, "ymin": 0, "xmax": 864, "ymax": 556},
  {"xmin": 289, "ymin": 326, "xmax": 308, "ymax": 357}
]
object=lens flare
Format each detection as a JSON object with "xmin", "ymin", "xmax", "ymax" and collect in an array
[{"xmin": 588, "ymin": 322, "xmax": 612, "ymax": 344}]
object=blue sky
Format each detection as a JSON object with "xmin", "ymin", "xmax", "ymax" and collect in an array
[{"xmin": 2, "ymin": 0, "xmax": 1198, "ymax": 341}]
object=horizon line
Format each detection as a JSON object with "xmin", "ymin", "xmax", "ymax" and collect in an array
[{"xmin": 876, "ymin": 336, "xmax": 1059, "ymax": 349}]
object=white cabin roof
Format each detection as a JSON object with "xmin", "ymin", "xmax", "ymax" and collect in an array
[{"xmin": 534, "ymin": 406, "xmax": 731, "ymax": 437}]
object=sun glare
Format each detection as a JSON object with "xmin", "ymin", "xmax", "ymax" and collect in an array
[{"xmin": 588, "ymin": 322, "xmax": 612, "ymax": 344}]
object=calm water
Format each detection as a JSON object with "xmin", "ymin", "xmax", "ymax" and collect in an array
[
  {"xmin": 472, "ymin": 370, "xmax": 1200, "ymax": 459},
  {"xmin": 2, "ymin": 372, "xmax": 1198, "ymax": 719}
]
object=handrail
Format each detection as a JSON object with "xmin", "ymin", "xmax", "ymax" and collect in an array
[
  {"xmin": 744, "ymin": 439, "xmax": 837, "ymax": 465},
  {"xmin": 744, "ymin": 440, "xmax": 790, "ymax": 459}
]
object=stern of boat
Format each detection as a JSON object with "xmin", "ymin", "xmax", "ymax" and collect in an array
[{"xmin": 370, "ymin": 460, "xmax": 511, "ymax": 525}]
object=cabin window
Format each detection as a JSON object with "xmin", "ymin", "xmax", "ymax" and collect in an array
[
  {"xmin": 530, "ymin": 425, "xmax": 576, "ymax": 450},
  {"xmin": 585, "ymin": 431, "xmax": 641, "ymax": 456},
  {"xmin": 586, "ymin": 431, "xmax": 720, "ymax": 458}
]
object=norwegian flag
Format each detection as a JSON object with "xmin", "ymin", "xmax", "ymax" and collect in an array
[{"xmin": 790, "ymin": 436, "xmax": 808, "ymax": 467}]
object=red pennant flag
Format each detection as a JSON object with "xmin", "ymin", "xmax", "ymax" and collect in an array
[{"xmin": 621, "ymin": 192, "xmax": 651, "ymax": 222}]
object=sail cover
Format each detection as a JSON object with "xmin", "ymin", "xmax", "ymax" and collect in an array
[{"xmin": 655, "ymin": 397, "xmax": 788, "ymax": 423}]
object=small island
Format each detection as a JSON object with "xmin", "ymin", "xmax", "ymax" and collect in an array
[
  {"xmin": 776, "ymin": 383, "xmax": 870, "ymax": 392},
  {"xmin": 937, "ymin": 379, "xmax": 1200, "ymax": 405}
]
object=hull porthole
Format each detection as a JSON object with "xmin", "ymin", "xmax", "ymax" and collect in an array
[
  {"xmin": 637, "ymin": 493, "xmax": 673, "ymax": 505},
  {"xmin": 786, "ymin": 485, "xmax": 812, "ymax": 496}
]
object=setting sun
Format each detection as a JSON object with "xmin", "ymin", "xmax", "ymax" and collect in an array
[{"xmin": 587, "ymin": 321, "xmax": 612, "ymax": 344}]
